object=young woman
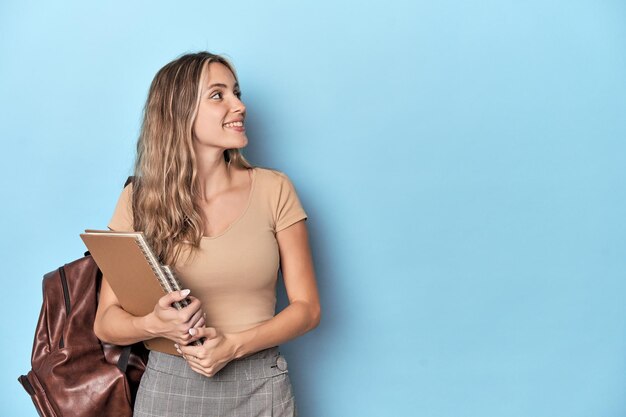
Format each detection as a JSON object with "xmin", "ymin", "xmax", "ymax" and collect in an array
[{"xmin": 93, "ymin": 51, "xmax": 321, "ymax": 417}]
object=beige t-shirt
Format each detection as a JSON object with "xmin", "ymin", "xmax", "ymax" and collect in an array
[{"xmin": 107, "ymin": 167, "xmax": 308, "ymax": 333}]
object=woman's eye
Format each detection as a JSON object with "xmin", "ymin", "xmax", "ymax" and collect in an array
[{"xmin": 210, "ymin": 91, "xmax": 241, "ymax": 100}]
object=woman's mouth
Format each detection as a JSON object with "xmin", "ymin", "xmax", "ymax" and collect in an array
[{"xmin": 224, "ymin": 121, "xmax": 245, "ymax": 132}]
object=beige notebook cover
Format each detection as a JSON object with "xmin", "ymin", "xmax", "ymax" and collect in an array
[{"xmin": 80, "ymin": 230, "xmax": 187, "ymax": 356}]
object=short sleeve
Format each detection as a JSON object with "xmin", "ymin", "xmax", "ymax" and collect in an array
[
  {"xmin": 274, "ymin": 172, "xmax": 308, "ymax": 233},
  {"xmin": 107, "ymin": 183, "xmax": 135, "ymax": 232}
]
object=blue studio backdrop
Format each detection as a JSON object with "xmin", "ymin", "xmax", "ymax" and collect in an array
[{"xmin": 1, "ymin": 1, "xmax": 625, "ymax": 416}]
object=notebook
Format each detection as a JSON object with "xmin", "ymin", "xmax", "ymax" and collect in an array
[{"xmin": 80, "ymin": 229, "xmax": 202, "ymax": 355}]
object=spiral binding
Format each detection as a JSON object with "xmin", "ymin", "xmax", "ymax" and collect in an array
[
  {"xmin": 162, "ymin": 265, "xmax": 190, "ymax": 310},
  {"xmin": 134, "ymin": 235, "xmax": 170, "ymax": 292},
  {"xmin": 134, "ymin": 234, "xmax": 202, "ymax": 347}
]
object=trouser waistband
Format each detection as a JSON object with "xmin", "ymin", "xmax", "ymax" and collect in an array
[{"xmin": 146, "ymin": 346, "xmax": 287, "ymax": 381}]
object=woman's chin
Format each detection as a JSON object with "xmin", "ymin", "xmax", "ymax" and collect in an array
[{"xmin": 233, "ymin": 136, "xmax": 249, "ymax": 148}]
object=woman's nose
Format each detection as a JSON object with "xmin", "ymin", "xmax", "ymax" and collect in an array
[{"xmin": 232, "ymin": 96, "xmax": 246, "ymax": 114}]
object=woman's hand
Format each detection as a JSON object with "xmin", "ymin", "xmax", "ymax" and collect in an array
[
  {"xmin": 143, "ymin": 289, "xmax": 205, "ymax": 346},
  {"xmin": 176, "ymin": 327, "xmax": 238, "ymax": 377}
]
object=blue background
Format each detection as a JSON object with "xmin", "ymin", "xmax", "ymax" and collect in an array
[{"xmin": 2, "ymin": 1, "xmax": 625, "ymax": 416}]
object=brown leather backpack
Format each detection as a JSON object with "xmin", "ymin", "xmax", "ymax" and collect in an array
[{"xmin": 18, "ymin": 177, "xmax": 148, "ymax": 416}]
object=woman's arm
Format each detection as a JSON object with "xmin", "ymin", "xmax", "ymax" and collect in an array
[
  {"xmin": 180, "ymin": 220, "xmax": 321, "ymax": 376},
  {"xmin": 232, "ymin": 219, "xmax": 321, "ymax": 355},
  {"xmin": 94, "ymin": 277, "xmax": 206, "ymax": 346}
]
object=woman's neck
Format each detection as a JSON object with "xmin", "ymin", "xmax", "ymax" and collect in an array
[{"xmin": 195, "ymin": 151, "xmax": 234, "ymax": 202}]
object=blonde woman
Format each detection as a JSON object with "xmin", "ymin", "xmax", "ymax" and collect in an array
[{"xmin": 93, "ymin": 51, "xmax": 320, "ymax": 416}]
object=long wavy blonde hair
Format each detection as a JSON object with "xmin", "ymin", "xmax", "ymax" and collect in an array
[{"xmin": 132, "ymin": 51, "xmax": 253, "ymax": 265}]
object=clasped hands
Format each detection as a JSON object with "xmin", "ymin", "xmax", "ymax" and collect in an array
[{"xmin": 147, "ymin": 289, "xmax": 237, "ymax": 377}]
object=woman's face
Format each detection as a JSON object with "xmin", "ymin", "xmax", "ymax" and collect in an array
[{"xmin": 193, "ymin": 62, "xmax": 247, "ymax": 152}]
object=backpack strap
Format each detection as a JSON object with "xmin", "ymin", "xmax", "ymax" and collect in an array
[{"xmin": 117, "ymin": 345, "xmax": 132, "ymax": 373}]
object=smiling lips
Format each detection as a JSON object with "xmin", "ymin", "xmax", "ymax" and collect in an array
[
  {"xmin": 224, "ymin": 121, "xmax": 244, "ymax": 128},
  {"xmin": 224, "ymin": 120, "xmax": 245, "ymax": 132}
]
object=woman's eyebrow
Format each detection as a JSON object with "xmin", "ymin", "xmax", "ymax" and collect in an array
[{"xmin": 205, "ymin": 82, "xmax": 240, "ymax": 91}]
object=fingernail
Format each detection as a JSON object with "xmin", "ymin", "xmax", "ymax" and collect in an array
[
  {"xmin": 180, "ymin": 289, "xmax": 191, "ymax": 297},
  {"xmin": 188, "ymin": 328, "xmax": 197, "ymax": 336},
  {"xmin": 176, "ymin": 348, "xmax": 182, "ymax": 354},
  {"xmin": 174, "ymin": 343, "xmax": 179, "ymax": 349}
]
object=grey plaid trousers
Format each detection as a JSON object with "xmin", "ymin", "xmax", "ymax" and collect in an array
[{"xmin": 133, "ymin": 346, "xmax": 297, "ymax": 417}]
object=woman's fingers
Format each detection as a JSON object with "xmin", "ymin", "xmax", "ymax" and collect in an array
[
  {"xmin": 189, "ymin": 326, "xmax": 219, "ymax": 340},
  {"xmin": 177, "ymin": 297, "xmax": 202, "ymax": 322},
  {"xmin": 176, "ymin": 339, "xmax": 229, "ymax": 378},
  {"xmin": 195, "ymin": 316, "xmax": 206, "ymax": 328},
  {"xmin": 186, "ymin": 324, "xmax": 215, "ymax": 344},
  {"xmin": 187, "ymin": 309, "xmax": 205, "ymax": 329},
  {"xmin": 177, "ymin": 331, "xmax": 193, "ymax": 345},
  {"xmin": 187, "ymin": 361, "xmax": 212, "ymax": 377},
  {"xmin": 182, "ymin": 353, "xmax": 220, "ymax": 378},
  {"xmin": 149, "ymin": 291, "xmax": 209, "ymax": 344},
  {"xmin": 158, "ymin": 289, "xmax": 191, "ymax": 308}
]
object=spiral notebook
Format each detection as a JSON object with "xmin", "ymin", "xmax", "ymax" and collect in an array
[{"xmin": 80, "ymin": 229, "xmax": 202, "ymax": 356}]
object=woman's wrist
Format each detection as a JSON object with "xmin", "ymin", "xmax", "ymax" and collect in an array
[
  {"xmin": 227, "ymin": 328, "xmax": 257, "ymax": 360},
  {"xmin": 133, "ymin": 314, "xmax": 157, "ymax": 339}
]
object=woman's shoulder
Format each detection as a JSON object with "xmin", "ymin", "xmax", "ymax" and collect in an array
[
  {"xmin": 116, "ymin": 180, "xmax": 134, "ymax": 205},
  {"xmin": 253, "ymin": 167, "xmax": 304, "ymax": 203},
  {"xmin": 252, "ymin": 167, "xmax": 307, "ymax": 231},
  {"xmin": 253, "ymin": 166, "xmax": 294, "ymax": 187},
  {"xmin": 108, "ymin": 181, "xmax": 134, "ymax": 232}
]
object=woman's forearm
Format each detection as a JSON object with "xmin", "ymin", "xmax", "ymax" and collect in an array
[
  {"xmin": 229, "ymin": 300, "xmax": 321, "ymax": 359},
  {"xmin": 94, "ymin": 304, "xmax": 154, "ymax": 346}
]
